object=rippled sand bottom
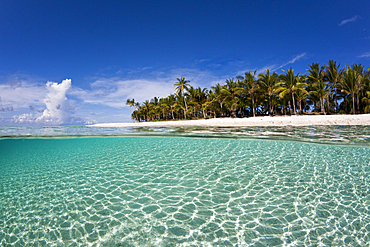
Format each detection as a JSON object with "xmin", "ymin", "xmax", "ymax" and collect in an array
[{"xmin": 1, "ymin": 137, "xmax": 370, "ymax": 246}]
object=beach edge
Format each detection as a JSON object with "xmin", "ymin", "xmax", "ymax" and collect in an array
[{"xmin": 88, "ymin": 114, "xmax": 370, "ymax": 127}]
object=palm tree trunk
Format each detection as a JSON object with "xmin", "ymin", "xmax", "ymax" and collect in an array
[
  {"xmin": 357, "ymin": 93, "xmax": 360, "ymax": 112},
  {"xmin": 291, "ymin": 92, "xmax": 296, "ymax": 115},
  {"xmin": 321, "ymin": 97, "xmax": 326, "ymax": 115},
  {"xmin": 251, "ymin": 93, "xmax": 255, "ymax": 117},
  {"xmin": 352, "ymin": 93, "xmax": 356, "ymax": 114},
  {"xmin": 268, "ymin": 94, "xmax": 272, "ymax": 117},
  {"xmin": 334, "ymin": 84, "xmax": 338, "ymax": 113},
  {"xmin": 327, "ymin": 96, "xmax": 330, "ymax": 114},
  {"xmin": 184, "ymin": 95, "xmax": 188, "ymax": 112}
]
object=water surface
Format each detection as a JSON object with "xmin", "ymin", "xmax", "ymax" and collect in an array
[{"xmin": 0, "ymin": 126, "xmax": 370, "ymax": 246}]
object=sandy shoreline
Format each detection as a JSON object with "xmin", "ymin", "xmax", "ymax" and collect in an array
[{"xmin": 89, "ymin": 114, "xmax": 370, "ymax": 127}]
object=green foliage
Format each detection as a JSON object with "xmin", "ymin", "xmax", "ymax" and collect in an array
[{"xmin": 129, "ymin": 62, "xmax": 370, "ymax": 121}]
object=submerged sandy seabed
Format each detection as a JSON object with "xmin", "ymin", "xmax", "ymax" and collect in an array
[{"xmin": 89, "ymin": 114, "xmax": 370, "ymax": 127}]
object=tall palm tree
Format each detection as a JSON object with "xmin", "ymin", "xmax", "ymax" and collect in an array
[
  {"xmin": 325, "ymin": 60, "xmax": 343, "ymax": 113},
  {"xmin": 221, "ymin": 79, "xmax": 239, "ymax": 117},
  {"xmin": 341, "ymin": 66, "xmax": 361, "ymax": 114},
  {"xmin": 258, "ymin": 69, "xmax": 279, "ymax": 116},
  {"xmin": 295, "ymin": 79, "xmax": 309, "ymax": 114},
  {"xmin": 310, "ymin": 80, "xmax": 330, "ymax": 115},
  {"xmin": 211, "ymin": 83, "xmax": 224, "ymax": 117},
  {"xmin": 126, "ymin": 98, "xmax": 136, "ymax": 117},
  {"xmin": 278, "ymin": 67, "xmax": 306, "ymax": 115},
  {"xmin": 239, "ymin": 71, "xmax": 258, "ymax": 117},
  {"xmin": 352, "ymin": 64, "xmax": 365, "ymax": 113},
  {"xmin": 174, "ymin": 77, "xmax": 191, "ymax": 117},
  {"xmin": 307, "ymin": 63, "xmax": 328, "ymax": 114},
  {"xmin": 196, "ymin": 87, "xmax": 209, "ymax": 118},
  {"xmin": 205, "ymin": 90, "xmax": 219, "ymax": 118}
]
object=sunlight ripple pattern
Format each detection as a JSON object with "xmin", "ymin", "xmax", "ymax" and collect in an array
[{"xmin": 0, "ymin": 137, "xmax": 370, "ymax": 246}]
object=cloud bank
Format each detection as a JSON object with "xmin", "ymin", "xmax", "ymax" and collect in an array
[
  {"xmin": 5, "ymin": 79, "xmax": 91, "ymax": 125},
  {"xmin": 0, "ymin": 79, "xmax": 45, "ymax": 110},
  {"xmin": 72, "ymin": 68, "xmax": 221, "ymax": 109}
]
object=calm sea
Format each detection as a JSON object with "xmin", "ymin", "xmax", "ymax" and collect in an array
[{"xmin": 1, "ymin": 125, "xmax": 369, "ymax": 246}]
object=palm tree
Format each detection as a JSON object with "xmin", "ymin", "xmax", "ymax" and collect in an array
[
  {"xmin": 204, "ymin": 90, "xmax": 219, "ymax": 118},
  {"xmin": 126, "ymin": 98, "xmax": 136, "ymax": 117},
  {"xmin": 174, "ymin": 76, "xmax": 191, "ymax": 117},
  {"xmin": 310, "ymin": 80, "xmax": 330, "ymax": 115},
  {"xmin": 258, "ymin": 69, "xmax": 279, "ymax": 116},
  {"xmin": 142, "ymin": 100, "xmax": 151, "ymax": 121},
  {"xmin": 352, "ymin": 64, "xmax": 365, "ymax": 113},
  {"xmin": 295, "ymin": 79, "xmax": 309, "ymax": 114},
  {"xmin": 167, "ymin": 94, "xmax": 177, "ymax": 120},
  {"xmin": 325, "ymin": 60, "xmax": 343, "ymax": 113},
  {"xmin": 307, "ymin": 63, "xmax": 328, "ymax": 114},
  {"xmin": 278, "ymin": 67, "xmax": 307, "ymax": 115},
  {"xmin": 211, "ymin": 83, "xmax": 224, "ymax": 117},
  {"xmin": 362, "ymin": 91, "xmax": 370, "ymax": 113},
  {"xmin": 239, "ymin": 71, "xmax": 258, "ymax": 117},
  {"xmin": 174, "ymin": 94, "xmax": 187, "ymax": 119},
  {"xmin": 196, "ymin": 87, "xmax": 209, "ymax": 118},
  {"xmin": 341, "ymin": 66, "xmax": 361, "ymax": 114},
  {"xmin": 221, "ymin": 79, "xmax": 239, "ymax": 117},
  {"xmin": 158, "ymin": 98, "xmax": 169, "ymax": 120}
]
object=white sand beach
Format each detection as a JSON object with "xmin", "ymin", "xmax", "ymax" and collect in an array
[{"xmin": 90, "ymin": 114, "xmax": 370, "ymax": 127}]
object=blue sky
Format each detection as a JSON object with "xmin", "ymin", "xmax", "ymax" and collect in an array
[{"xmin": 0, "ymin": 0, "xmax": 369, "ymax": 125}]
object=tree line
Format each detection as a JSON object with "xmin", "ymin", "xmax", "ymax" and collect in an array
[{"xmin": 126, "ymin": 60, "xmax": 370, "ymax": 122}]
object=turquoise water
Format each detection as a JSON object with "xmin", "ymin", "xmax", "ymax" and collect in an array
[{"xmin": 1, "ymin": 126, "xmax": 370, "ymax": 246}]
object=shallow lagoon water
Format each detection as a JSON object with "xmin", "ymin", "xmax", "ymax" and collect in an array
[{"xmin": 1, "ymin": 126, "xmax": 370, "ymax": 246}]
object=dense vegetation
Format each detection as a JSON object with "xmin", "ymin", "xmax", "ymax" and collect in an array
[{"xmin": 127, "ymin": 61, "xmax": 370, "ymax": 122}]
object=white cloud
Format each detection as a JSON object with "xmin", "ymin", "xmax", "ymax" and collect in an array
[
  {"xmin": 36, "ymin": 79, "xmax": 73, "ymax": 125},
  {"xmin": 71, "ymin": 78, "xmax": 175, "ymax": 107},
  {"xmin": 358, "ymin": 52, "xmax": 370, "ymax": 58},
  {"xmin": 0, "ymin": 80, "xmax": 46, "ymax": 110},
  {"xmin": 13, "ymin": 113, "xmax": 36, "ymax": 124},
  {"xmin": 339, "ymin": 15, "xmax": 359, "ymax": 26},
  {"xmin": 236, "ymin": 53, "xmax": 307, "ymax": 77},
  {"xmin": 1, "ymin": 79, "xmax": 91, "ymax": 125},
  {"xmin": 73, "ymin": 68, "xmax": 222, "ymax": 107},
  {"xmin": 271, "ymin": 53, "xmax": 307, "ymax": 72},
  {"xmin": 287, "ymin": 53, "xmax": 306, "ymax": 64}
]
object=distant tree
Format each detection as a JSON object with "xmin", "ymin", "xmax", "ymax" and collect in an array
[
  {"xmin": 258, "ymin": 69, "xmax": 279, "ymax": 116},
  {"xmin": 307, "ymin": 63, "xmax": 328, "ymax": 114},
  {"xmin": 278, "ymin": 67, "xmax": 307, "ymax": 115},
  {"xmin": 325, "ymin": 60, "xmax": 343, "ymax": 113},
  {"xmin": 341, "ymin": 66, "xmax": 361, "ymax": 114},
  {"xmin": 237, "ymin": 71, "xmax": 258, "ymax": 117},
  {"xmin": 174, "ymin": 77, "xmax": 191, "ymax": 118},
  {"xmin": 126, "ymin": 98, "xmax": 136, "ymax": 120}
]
